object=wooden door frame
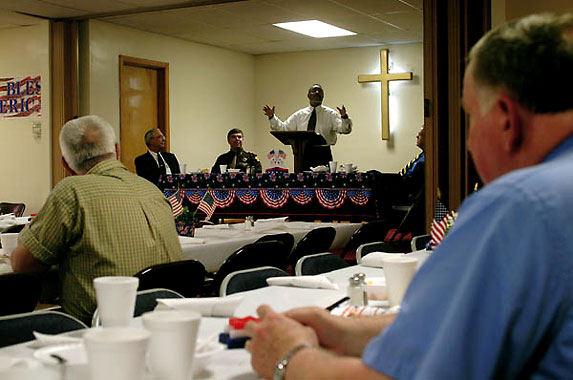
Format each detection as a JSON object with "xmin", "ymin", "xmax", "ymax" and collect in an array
[
  {"xmin": 119, "ymin": 55, "xmax": 170, "ymax": 155},
  {"xmin": 423, "ymin": 0, "xmax": 490, "ymax": 229},
  {"xmin": 51, "ymin": 20, "xmax": 79, "ymax": 188}
]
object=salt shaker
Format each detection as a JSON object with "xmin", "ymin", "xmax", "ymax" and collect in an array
[
  {"xmin": 347, "ymin": 275, "xmax": 368, "ymax": 306},
  {"xmin": 244, "ymin": 216, "xmax": 255, "ymax": 230}
]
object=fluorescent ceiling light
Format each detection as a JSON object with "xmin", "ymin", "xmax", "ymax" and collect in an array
[{"xmin": 273, "ymin": 20, "xmax": 356, "ymax": 38}]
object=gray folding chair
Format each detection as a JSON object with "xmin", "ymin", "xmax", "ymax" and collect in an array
[
  {"xmin": 92, "ymin": 287, "xmax": 183, "ymax": 327},
  {"xmin": 219, "ymin": 266, "xmax": 289, "ymax": 297},
  {"xmin": 356, "ymin": 241, "xmax": 396, "ymax": 264},
  {"xmin": 411, "ymin": 234, "xmax": 431, "ymax": 251},
  {"xmin": 134, "ymin": 259, "xmax": 206, "ymax": 298},
  {"xmin": 0, "ymin": 310, "xmax": 87, "ymax": 348},
  {"xmin": 295, "ymin": 252, "xmax": 349, "ymax": 276}
]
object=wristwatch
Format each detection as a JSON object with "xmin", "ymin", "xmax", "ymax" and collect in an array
[{"xmin": 273, "ymin": 344, "xmax": 313, "ymax": 380}]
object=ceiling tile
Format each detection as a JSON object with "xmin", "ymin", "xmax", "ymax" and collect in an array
[{"xmin": 0, "ymin": 0, "xmax": 424, "ymax": 55}]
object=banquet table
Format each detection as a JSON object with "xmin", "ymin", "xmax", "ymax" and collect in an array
[
  {"xmin": 0, "ymin": 222, "xmax": 360, "ymax": 275},
  {"xmin": 0, "ymin": 263, "xmax": 400, "ymax": 379},
  {"xmin": 182, "ymin": 220, "xmax": 361, "ymax": 272}
]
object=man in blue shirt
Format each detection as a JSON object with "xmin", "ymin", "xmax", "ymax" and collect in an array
[{"xmin": 245, "ymin": 13, "xmax": 573, "ymax": 380}]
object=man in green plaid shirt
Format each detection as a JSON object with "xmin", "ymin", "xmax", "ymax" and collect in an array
[{"xmin": 12, "ymin": 115, "xmax": 183, "ymax": 324}]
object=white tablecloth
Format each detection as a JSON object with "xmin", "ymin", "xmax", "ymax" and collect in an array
[
  {"xmin": 0, "ymin": 263, "xmax": 397, "ymax": 379},
  {"xmin": 184, "ymin": 221, "xmax": 361, "ymax": 272}
]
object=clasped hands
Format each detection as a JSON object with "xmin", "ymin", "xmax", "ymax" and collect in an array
[{"xmin": 244, "ymin": 304, "xmax": 375, "ymax": 379}]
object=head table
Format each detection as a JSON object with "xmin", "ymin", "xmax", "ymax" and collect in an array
[{"xmin": 159, "ymin": 172, "xmax": 381, "ymax": 222}]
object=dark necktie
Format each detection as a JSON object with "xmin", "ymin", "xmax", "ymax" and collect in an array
[
  {"xmin": 307, "ymin": 107, "xmax": 317, "ymax": 131},
  {"xmin": 157, "ymin": 153, "xmax": 167, "ymax": 175},
  {"xmin": 230, "ymin": 152, "xmax": 238, "ymax": 169}
]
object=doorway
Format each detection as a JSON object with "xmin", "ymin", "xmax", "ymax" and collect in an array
[{"xmin": 119, "ymin": 55, "xmax": 169, "ymax": 173}]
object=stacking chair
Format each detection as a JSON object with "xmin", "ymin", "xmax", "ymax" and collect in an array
[
  {"xmin": 0, "ymin": 202, "xmax": 25, "ymax": 217},
  {"xmin": 356, "ymin": 241, "xmax": 398, "ymax": 264},
  {"xmin": 219, "ymin": 266, "xmax": 288, "ymax": 297},
  {"xmin": 134, "ymin": 259, "xmax": 206, "ymax": 298},
  {"xmin": 92, "ymin": 287, "xmax": 183, "ymax": 326},
  {"xmin": 0, "ymin": 273, "xmax": 42, "ymax": 316},
  {"xmin": 287, "ymin": 227, "xmax": 336, "ymax": 269},
  {"xmin": 255, "ymin": 233, "xmax": 295, "ymax": 258},
  {"xmin": 0, "ymin": 310, "xmax": 87, "ymax": 348},
  {"xmin": 208, "ymin": 240, "xmax": 288, "ymax": 295},
  {"xmin": 295, "ymin": 252, "xmax": 349, "ymax": 276},
  {"xmin": 411, "ymin": 234, "xmax": 431, "ymax": 251},
  {"xmin": 338, "ymin": 220, "xmax": 391, "ymax": 263},
  {"xmin": 134, "ymin": 288, "xmax": 184, "ymax": 316}
]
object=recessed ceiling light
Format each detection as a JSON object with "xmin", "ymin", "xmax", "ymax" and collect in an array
[{"xmin": 273, "ymin": 20, "xmax": 356, "ymax": 38}]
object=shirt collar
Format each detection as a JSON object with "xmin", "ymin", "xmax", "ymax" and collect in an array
[
  {"xmin": 543, "ymin": 134, "xmax": 573, "ymax": 163},
  {"xmin": 148, "ymin": 150, "xmax": 161, "ymax": 159},
  {"xmin": 86, "ymin": 159, "xmax": 126, "ymax": 175}
]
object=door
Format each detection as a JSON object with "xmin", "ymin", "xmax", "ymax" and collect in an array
[{"xmin": 119, "ymin": 55, "xmax": 169, "ymax": 173}]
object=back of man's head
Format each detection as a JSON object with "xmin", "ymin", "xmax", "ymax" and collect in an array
[
  {"xmin": 60, "ymin": 115, "xmax": 117, "ymax": 174},
  {"xmin": 469, "ymin": 13, "xmax": 573, "ymax": 114}
]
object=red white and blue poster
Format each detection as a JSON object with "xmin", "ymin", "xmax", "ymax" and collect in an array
[{"xmin": 0, "ymin": 76, "xmax": 41, "ymax": 118}]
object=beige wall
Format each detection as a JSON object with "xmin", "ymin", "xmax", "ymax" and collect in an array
[
  {"xmin": 83, "ymin": 20, "xmax": 256, "ymax": 172},
  {"xmin": 0, "ymin": 22, "xmax": 51, "ymax": 214},
  {"xmin": 85, "ymin": 20, "xmax": 423, "ymax": 173},
  {"xmin": 2, "ymin": 21, "xmax": 422, "ymax": 215},
  {"xmin": 254, "ymin": 44, "xmax": 424, "ymax": 172}
]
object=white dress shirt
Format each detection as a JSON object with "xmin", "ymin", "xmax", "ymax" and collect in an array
[
  {"xmin": 148, "ymin": 150, "xmax": 172, "ymax": 175},
  {"xmin": 269, "ymin": 104, "xmax": 352, "ymax": 145}
]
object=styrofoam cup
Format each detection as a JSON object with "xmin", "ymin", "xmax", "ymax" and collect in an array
[
  {"xmin": 382, "ymin": 256, "xmax": 419, "ymax": 307},
  {"xmin": 219, "ymin": 164, "xmax": 227, "ymax": 173},
  {"xmin": 84, "ymin": 327, "xmax": 149, "ymax": 380},
  {"xmin": 328, "ymin": 161, "xmax": 338, "ymax": 173},
  {"xmin": 0, "ymin": 233, "xmax": 19, "ymax": 257},
  {"xmin": 344, "ymin": 163, "xmax": 353, "ymax": 173},
  {"xmin": 142, "ymin": 310, "xmax": 201, "ymax": 380},
  {"xmin": 93, "ymin": 276, "xmax": 139, "ymax": 327}
]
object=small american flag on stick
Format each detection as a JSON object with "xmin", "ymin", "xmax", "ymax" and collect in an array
[
  {"xmin": 167, "ymin": 190, "xmax": 184, "ymax": 218},
  {"xmin": 197, "ymin": 191, "xmax": 216, "ymax": 221},
  {"xmin": 429, "ymin": 198, "xmax": 455, "ymax": 248}
]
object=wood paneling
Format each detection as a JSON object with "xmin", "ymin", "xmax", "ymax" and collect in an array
[
  {"xmin": 119, "ymin": 55, "xmax": 169, "ymax": 173},
  {"xmin": 50, "ymin": 20, "xmax": 79, "ymax": 188},
  {"xmin": 423, "ymin": 0, "xmax": 490, "ymax": 223}
]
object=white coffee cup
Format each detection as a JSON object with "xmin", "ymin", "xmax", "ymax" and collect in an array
[
  {"xmin": 84, "ymin": 327, "xmax": 150, "ymax": 380},
  {"xmin": 93, "ymin": 276, "xmax": 139, "ymax": 327},
  {"xmin": 219, "ymin": 164, "xmax": 227, "ymax": 173},
  {"xmin": 142, "ymin": 310, "xmax": 201, "ymax": 380},
  {"xmin": 344, "ymin": 163, "xmax": 353, "ymax": 173},
  {"xmin": 180, "ymin": 163, "xmax": 187, "ymax": 174},
  {"xmin": 0, "ymin": 233, "xmax": 19, "ymax": 257},
  {"xmin": 382, "ymin": 256, "xmax": 419, "ymax": 307},
  {"xmin": 328, "ymin": 161, "xmax": 338, "ymax": 173}
]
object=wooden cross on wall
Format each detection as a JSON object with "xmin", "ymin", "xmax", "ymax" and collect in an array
[{"xmin": 358, "ymin": 49, "xmax": 413, "ymax": 140}]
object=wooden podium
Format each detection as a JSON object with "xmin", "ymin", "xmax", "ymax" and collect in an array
[{"xmin": 270, "ymin": 131, "xmax": 327, "ymax": 173}]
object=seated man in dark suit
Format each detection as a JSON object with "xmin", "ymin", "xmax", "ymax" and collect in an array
[
  {"xmin": 211, "ymin": 128, "xmax": 262, "ymax": 174},
  {"xmin": 135, "ymin": 128, "xmax": 180, "ymax": 185}
]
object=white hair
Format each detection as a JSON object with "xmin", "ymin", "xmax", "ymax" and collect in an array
[{"xmin": 59, "ymin": 115, "xmax": 117, "ymax": 174}]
